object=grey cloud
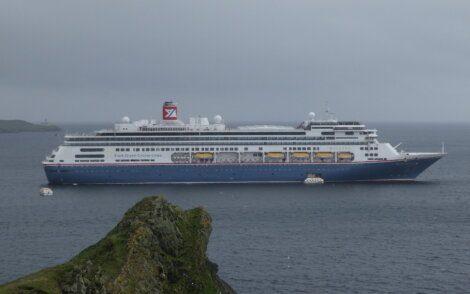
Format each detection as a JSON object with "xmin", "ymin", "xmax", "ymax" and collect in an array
[{"xmin": 1, "ymin": 0, "xmax": 469, "ymax": 123}]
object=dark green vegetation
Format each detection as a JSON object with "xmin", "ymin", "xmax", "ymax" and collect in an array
[
  {"xmin": 0, "ymin": 120, "xmax": 60, "ymax": 133},
  {"xmin": 0, "ymin": 197, "xmax": 235, "ymax": 294}
]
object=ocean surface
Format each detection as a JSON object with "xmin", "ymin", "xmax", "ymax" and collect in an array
[{"xmin": 0, "ymin": 122, "xmax": 469, "ymax": 293}]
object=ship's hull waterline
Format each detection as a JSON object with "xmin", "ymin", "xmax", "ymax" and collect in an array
[{"xmin": 44, "ymin": 156, "xmax": 441, "ymax": 185}]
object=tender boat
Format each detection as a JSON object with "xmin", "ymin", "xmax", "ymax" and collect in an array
[
  {"xmin": 304, "ymin": 176, "xmax": 325, "ymax": 184},
  {"xmin": 39, "ymin": 187, "xmax": 53, "ymax": 196}
]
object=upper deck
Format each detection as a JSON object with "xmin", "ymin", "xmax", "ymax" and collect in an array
[{"xmin": 62, "ymin": 101, "xmax": 378, "ymax": 146}]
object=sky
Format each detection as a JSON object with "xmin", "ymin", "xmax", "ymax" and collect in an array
[{"xmin": 1, "ymin": 0, "xmax": 469, "ymax": 123}]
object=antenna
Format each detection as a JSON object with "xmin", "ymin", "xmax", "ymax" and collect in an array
[{"xmin": 324, "ymin": 99, "xmax": 336, "ymax": 122}]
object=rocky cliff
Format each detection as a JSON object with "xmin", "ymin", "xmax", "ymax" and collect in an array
[{"xmin": 0, "ymin": 197, "xmax": 235, "ymax": 294}]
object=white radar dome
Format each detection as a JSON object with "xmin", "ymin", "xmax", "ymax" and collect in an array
[
  {"xmin": 308, "ymin": 112, "xmax": 316, "ymax": 120},
  {"xmin": 121, "ymin": 116, "xmax": 130, "ymax": 123},
  {"xmin": 213, "ymin": 115, "xmax": 223, "ymax": 124}
]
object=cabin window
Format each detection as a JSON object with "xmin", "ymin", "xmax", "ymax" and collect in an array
[
  {"xmin": 75, "ymin": 154, "xmax": 104, "ymax": 158},
  {"xmin": 81, "ymin": 148, "xmax": 104, "ymax": 152},
  {"xmin": 321, "ymin": 131, "xmax": 335, "ymax": 136}
]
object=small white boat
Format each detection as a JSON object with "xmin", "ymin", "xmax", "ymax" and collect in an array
[
  {"xmin": 304, "ymin": 177, "xmax": 324, "ymax": 185},
  {"xmin": 39, "ymin": 187, "xmax": 53, "ymax": 196}
]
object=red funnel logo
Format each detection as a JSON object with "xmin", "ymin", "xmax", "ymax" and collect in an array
[{"xmin": 163, "ymin": 105, "xmax": 177, "ymax": 120}]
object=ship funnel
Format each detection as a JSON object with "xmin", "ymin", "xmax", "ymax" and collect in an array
[{"xmin": 162, "ymin": 101, "xmax": 177, "ymax": 121}]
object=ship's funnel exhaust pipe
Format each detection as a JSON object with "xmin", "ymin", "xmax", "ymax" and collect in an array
[{"xmin": 162, "ymin": 101, "xmax": 177, "ymax": 121}]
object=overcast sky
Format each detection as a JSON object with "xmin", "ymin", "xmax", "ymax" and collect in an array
[{"xmin": 1, "ymin": 0, "xmax": 469, "ymax": 123}]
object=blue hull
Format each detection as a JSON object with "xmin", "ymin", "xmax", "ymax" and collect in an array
[{"xmin": 44, "ymin": 157, "xmax": 441, "ymax": 184}]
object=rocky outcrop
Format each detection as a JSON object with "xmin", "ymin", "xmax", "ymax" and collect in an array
[{"xmin": 0, "ymin": 197, "xmax": 235, "ymax": 294}]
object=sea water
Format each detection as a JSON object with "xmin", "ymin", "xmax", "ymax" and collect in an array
[{"xmin": 0, "ymin": 123, "xmax": 469, "ymax": 293}]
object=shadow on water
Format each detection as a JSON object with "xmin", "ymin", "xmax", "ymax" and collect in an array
[{"xmin": 46, "ymin": 179, "xmax": 442, "ymax": 190}]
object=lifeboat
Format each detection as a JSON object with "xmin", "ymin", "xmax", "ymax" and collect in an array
[
  {"xmin": 265, "ymin": 152, "xmax": 286, "ymax": 159},
  {"xmin": 315, "ymin": 152, "xmax": 334, "ymax": 158},
  {"xmin": 337, "ymin": 152, "xmax": 354, "ymax": 159},
  {"xmin": 193, "ymin": 152, "xmax": 214, "ymax": 159},
  {"xmin": 291, "ymin": 152, "xmax": 310, "ymax": 158}
]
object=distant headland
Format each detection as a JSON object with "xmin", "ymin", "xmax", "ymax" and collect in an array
[
  {"xmin": 0, "ymin": 196, "xmax": 235, "ymax": 294},
  {"xmin": 0, "ymin": 119, "xmax": 60, "ymax": 133}
]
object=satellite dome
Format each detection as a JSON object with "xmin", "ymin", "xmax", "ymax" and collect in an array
[
  {"xmin": 121, "ymin": 116, "xmax": 130, "ymax": 123},
  {"xmin": 308, "ymin": 112, "xmax": 316, "ymax": 120},
  {"xmin": 213, "ymin": 115, "xmax": 223, "ymax": 124}
]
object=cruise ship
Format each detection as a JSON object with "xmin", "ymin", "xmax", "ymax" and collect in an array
[{"xmin": 43, "ymin": 102, "xmax": 444, "ymax": 184}]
